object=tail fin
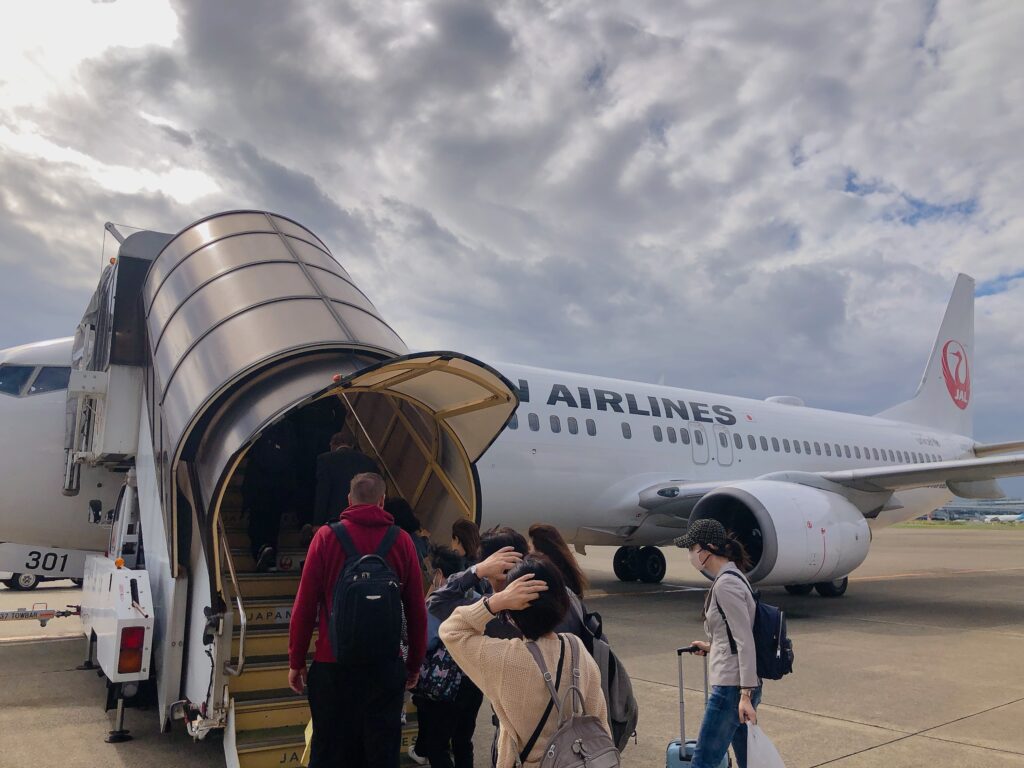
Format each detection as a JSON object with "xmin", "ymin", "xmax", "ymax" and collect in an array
[{"xmin": 876, "ymin": 273, "xmax": 974, "ymax": 436}]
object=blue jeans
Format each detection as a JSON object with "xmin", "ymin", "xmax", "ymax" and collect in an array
[{"xmin": 692, "ymin": 685, "xmax": 762, "ymax": 768}]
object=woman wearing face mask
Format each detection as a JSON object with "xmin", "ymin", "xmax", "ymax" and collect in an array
[{"xmin": 675, "ymin": 519, "xmax": 760, "ymax": 768}]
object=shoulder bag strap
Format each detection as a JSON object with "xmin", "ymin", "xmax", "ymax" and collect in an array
[
  {"xmin": 520, "ymin": 637, "xmax": 565, "ymax": 764},
  {"xmin": 375, "ymin": 525, "xmax": 401, "ymax": 558},
  {"xmin": 330, "ymin": 522, "xmax": 360, "ymax": 560}
]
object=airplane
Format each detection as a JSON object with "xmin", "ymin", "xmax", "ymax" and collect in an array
[
  {"xmin": 0, "ymin": 338, "xmax": 121, "ymax": 590},
  {"xmin": 2, "ymin": 211, "xmax": 1021, "ymax": 764},
  {"xmin": 984, "ymin": 513, "xmax": 1024, "ymax": 523},
  {"xmin": 0, "ymin": 230, "xmax": 1022, "ymax": 599}
]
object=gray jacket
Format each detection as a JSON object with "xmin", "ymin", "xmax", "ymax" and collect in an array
[{"xmin": 703, "ymin": 563, "xmax": 760, "ymax": 688}]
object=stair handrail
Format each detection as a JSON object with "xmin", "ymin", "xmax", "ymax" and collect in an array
[{"xmin": 218, "ymin": 515, "xmax": 247, "ymax": 677}]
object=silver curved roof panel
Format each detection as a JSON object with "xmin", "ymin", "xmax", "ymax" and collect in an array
[{"xmin": 142, "ymin": 210, "xmax": 407, "ymax": 464}]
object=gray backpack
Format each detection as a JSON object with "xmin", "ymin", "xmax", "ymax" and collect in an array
[
  {"xmin": 522, "ymin": 634, "xmax": 620, "ymax": 768},
  {"xmin": 569, "ymin": 597, "xmax": 638, "ymax": 752}
]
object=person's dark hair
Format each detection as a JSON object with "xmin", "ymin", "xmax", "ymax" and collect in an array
[
  {"xmin": 528, "ymin": 523, "xmax": 588, "ymax": 598},
  {"xmin": 479, "ymin": 526, "xmax": 528, "ymax": 559},
  {"xmin": 451, "ymin": 518, "xmax": 481, "ymax": 562},
  {"xmin": 711, "ymin": 532, "xmax": 753, "ymax": 572},
  {"xmin": 350, "ymin": 472, "xmax": 386, "ymax": 504},
  {"xmin": 330, "ymin": 432, "xmax": 349, "ymax": 451},
  {"xmin": 428, "ymin": 545, "xmax": 465, "ymax": 578},
  {"xmin": 504, "ymin": 555, "xmax": 569, "ymax": 640},
  {"xmin": 384, "ymin": 497, "xmax": 420, "ymax": 535}
]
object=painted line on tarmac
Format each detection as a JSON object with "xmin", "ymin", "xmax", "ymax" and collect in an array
[
  {"xmin": 586, "ymin": 585, "xmax": 706, "ymax": 599},
  {"xmin": 807, "ymin": 695, "xmax": 1024, "ymax": 766},
  {"xmin": 0, "ymin": 633, "xmax": 80, "ymax": 645},
  {"xmin": 851, "ymin": 565, "xmax": 1024, "ymax": 582}
]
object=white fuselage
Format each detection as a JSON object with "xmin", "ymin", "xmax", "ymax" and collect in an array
[
  {"xmin": 0, "ymin": 344, "xmax": 971, "ymax": 562},
  {"xmin": 476, "ymin": 363, "xmax": 969, "ymax": 543},
  {"xmin": 0, "ymin": 339, "xmax": 121, "ymax": 557}
]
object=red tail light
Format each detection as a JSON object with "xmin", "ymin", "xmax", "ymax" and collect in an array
[{"xmin": 118, "ymin": 626, "xmax": 145, "ymax": 673}]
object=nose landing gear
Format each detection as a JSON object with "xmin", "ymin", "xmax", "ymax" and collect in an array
[{"xmin": 613, "ymin": 546, "xmax": 667, "ymax": 584}]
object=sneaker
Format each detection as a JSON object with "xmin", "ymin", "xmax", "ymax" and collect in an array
[
  {"xmin": 407, "ymin": 744, "xmax": 428, "ymax": 766},
  {"xmin": 299, "ymin": 524, "xmax": 314, "ymax": 547},
  {"xmin": 255, "ymin": 545, "xmax": 276, "ymax": 573}
]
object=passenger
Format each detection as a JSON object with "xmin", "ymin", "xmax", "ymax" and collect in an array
[
  {"xmin": 527, "ymin": 524, "xmax": 588, "ymax": 598},
  {"xmin": 676, "ymin": 519, "xmax": 760, "ymax": 768},
  {"xmin": 243, "ymin": 420, "xmax": 298, "ymax": 572},
  {"xmin": 293, "ymin": 399, "xmax": 346, "ymax": 531},
  {"xmin": 386, "ymin": 497, "xmax": 431, "ymax": 563},
  {"xmin": 429, "ymin": 527, "xmax": 528, "ymax": 640},
  {"xmin": 410, "ymin": 547, "xmax": 485, "ymax": 768},
  {"xmin": 440, "ymin": 556, "xmax": 610, "ymax": 768},
  {"xmin": 312, "ymin": 433, "xmax": 378, "ymax": 528},
  {"xmin": 451, "ymin": 518, "xmax": 481, "ymax": 564},
  {"xmin": 288, "ymin": 472, "xmax": 427, "ymax": 768},
  {"xmin": 430, "ymin": 526, "xmax": 589, "ymax": 640}
]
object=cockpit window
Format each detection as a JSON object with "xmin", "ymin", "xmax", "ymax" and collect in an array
[
  {"xmin": 28, "ymin": 366, "xmax": 71, "ymax": 395},
  {"xmin": 0, "ymin": 364, "xmax": 34, "ymax": 396}
]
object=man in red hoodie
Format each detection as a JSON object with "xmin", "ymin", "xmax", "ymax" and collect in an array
[{"xmin": 288, "ymin": 472, "xmax": 427, "ymax": 768}]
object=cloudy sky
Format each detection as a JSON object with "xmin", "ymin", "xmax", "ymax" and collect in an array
[{"xmin": 2, "ymin": 0, "xmax": 1023, "ymax": 494}]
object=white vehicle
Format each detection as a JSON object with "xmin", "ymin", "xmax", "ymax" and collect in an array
[{"xmin": 1, "ymin": 210, "xmax": 1021, "ymax": 767}]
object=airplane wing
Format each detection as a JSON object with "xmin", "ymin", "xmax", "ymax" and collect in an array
[
  {"xmin": 633, "ymin": 451, "xmax": 1024, "ymax": 528},
  {"xmin": 817, "ymin": 452, "xmax": 1024, "ymax": 495}
]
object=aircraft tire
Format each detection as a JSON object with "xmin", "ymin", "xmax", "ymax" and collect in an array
[
  {"xmin": 10, "ymin": 573, "xmax": 40, "ymax": 591},
  {"xmin": 638, "ymin": 546, "xmax": 667, "ymax": 584},
  {"xmin": 613, "ymin": 547, "xmax": 639, "ymax": 582},
  {"xmin": 814, "ymin": 577, "xmax": 848, "ymax": 598},
  {"xmin": 784, "ymin": 584, "xmax": 814, "ymax": 596}
]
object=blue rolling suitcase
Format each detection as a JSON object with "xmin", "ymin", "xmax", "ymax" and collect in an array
[{"xmin": 666, "ymin": 646, "xmax": 730, "ymax": 768}]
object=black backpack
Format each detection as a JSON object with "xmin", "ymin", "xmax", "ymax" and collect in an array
[
  {"xmin": 329, "ymin": 524, "xmax": 404, "ymax": 667},
  {"xmin": 713, "ymin": 570, "xmax": 794, "ymax": 681}
]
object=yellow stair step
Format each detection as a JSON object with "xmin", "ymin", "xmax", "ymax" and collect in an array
[
  {"xmin": 235, "ymin": 725, "xmax": 305, "ymax": 768},
  {"xmin": 234, "ymin": 627, "xmax": 316, "ymax": 657},
  {"xmin": 234, "ymin": 690, "xmax": 309, "ymax": 731},
  {"xmin": 233, "ymin": 572, "xmax": 300, "ymax": 599},
  {"xmin": 230, "ymin": 548, "xmax": 307, "ymax": 574},
  {"xmin": 229, "ymin": 657, "xmax": 293, "ymax": 694}
]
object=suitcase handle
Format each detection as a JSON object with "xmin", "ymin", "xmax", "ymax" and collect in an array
[{"xmin": 675, "ymin": 646, "xmax": 711, "ymax": 745}]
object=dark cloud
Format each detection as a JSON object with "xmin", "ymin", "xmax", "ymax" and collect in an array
[{"xmin": 3, "ymin": 0, "xmax": 1024, "ymax": 501}]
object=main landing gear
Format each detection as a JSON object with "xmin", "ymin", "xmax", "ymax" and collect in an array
[
  {"xmin": 613, "ymin": 546, "xmax": 666, "ymax": 584},
  {"xmin": 784, "ymin": 576, "xmax": 849, "ymax": 598}
]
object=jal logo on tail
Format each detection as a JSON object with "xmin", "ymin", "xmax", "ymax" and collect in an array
[{"xmin": 941, "ymin": 340, "xmax": 970, "ymax": 410}]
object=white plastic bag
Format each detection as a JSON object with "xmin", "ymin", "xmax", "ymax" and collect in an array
[{"xmin": 747, "ymin": 724, "xmax": 785, "ymax": 768}]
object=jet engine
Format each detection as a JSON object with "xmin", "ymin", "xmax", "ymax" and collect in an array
[{"xmin": 689, "ymin": 480, "xmax": 870, "ymax": 586}]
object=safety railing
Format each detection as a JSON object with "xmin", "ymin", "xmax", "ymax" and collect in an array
[{"xmin": 218, "ymin": 516, "xmax": 247, "ymax": 677}]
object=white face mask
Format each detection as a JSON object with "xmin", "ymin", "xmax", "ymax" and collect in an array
[
  {"xmin": 689, "ymin": 547, "xmax": 712, "ymax": 578},
  {"xmin": 688, "ymin": 547, "xmax": 705, "ymax": 570}
]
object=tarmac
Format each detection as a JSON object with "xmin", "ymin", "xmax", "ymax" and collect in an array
[{"xmin": 1, "ymin": 526, "xmax": 1022, "ymax": 767}]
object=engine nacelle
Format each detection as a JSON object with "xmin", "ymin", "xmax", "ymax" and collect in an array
[{"xmin": 690, "ymin": 480, "xmax": 871, "ymax": 585}]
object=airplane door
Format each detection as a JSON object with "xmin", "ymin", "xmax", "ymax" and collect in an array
[
  {"xmin": 691, "ymin": 423, "xmax": 709, "ymax": 464},
  {"xmin": 715, "ymin": 426, "xmax": 733, "ymax": 467}
]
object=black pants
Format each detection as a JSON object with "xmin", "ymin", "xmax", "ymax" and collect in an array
[
  {"xmin": 245, "ymin": 481, "xmax": 292, "ymax": 559},
  {"xmin": 413, "ymin": 680, "xmax": 484, "ymax": 768},
  {"xmin": 307, "ymin": 659, "xmax": 407, "ymax": 768}
]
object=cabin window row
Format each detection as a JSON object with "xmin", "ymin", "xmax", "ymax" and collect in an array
[
  {"xmin": 507, "ymin": 412, "xmax": 598, "ymax": 436},
  {"xmin": 650, "ymin": 425, "xmax": 942, "ymax": 463}
]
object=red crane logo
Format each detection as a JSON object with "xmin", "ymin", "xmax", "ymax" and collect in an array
[{"xmin": 941, "ymin": 340, "xmax": 970, "ymax": 410}]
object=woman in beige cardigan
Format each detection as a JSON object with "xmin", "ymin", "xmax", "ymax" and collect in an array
[{"xmin": 440, "ymin": 555, "xmax": 610, "ymax": 768}]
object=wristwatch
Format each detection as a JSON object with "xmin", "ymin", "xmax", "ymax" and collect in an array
[{"xmin": 740, "ymin": 688, "xmax": 755, "ymax": 698}]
